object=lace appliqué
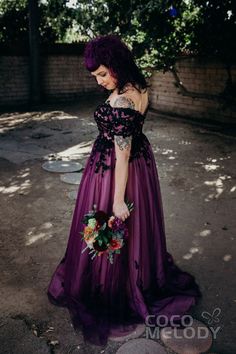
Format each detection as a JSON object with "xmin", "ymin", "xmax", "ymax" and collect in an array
[
  {"xmin": 89, "ymin": 102, "xmax": 152, "ymax": 177},
  {"xmin": 90, "ymin": 133, "xmax": 114, "ymax": 176}
]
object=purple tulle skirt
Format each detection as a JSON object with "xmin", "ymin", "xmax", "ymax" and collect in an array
[{"xmin": 47, "ymin": 143, "xmax": 202, "ymax": 346}]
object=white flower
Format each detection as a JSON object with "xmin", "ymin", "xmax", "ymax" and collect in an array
[{"xmin": 88, "ymin": 218, "xmax": 97, "ymax": 228}]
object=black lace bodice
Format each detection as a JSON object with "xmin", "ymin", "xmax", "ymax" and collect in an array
[{"xmin": 89, "ymin": 100, "xmax": 152, "ymax": 176}]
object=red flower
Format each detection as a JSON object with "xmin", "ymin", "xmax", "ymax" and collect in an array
[{"xmin": 109, "ymin": 239, "xmax": 122, "ymax": 250}]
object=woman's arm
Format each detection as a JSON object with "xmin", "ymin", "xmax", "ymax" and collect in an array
[
  {"xmin": 113, "ymin": 138, "xmax": 131, "ymax": 221},
  {"xmin": 112, "ymin": 95, "xmax": 135, "ymax": 221},
  {"xmin": 113, "ymin": 137, "xmax": 131, "ymax": 203}
]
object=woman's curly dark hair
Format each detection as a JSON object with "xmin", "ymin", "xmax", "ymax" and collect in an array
[{"xmin": 84, "ymin": 34, "xmax": 150, "ymax": 94}]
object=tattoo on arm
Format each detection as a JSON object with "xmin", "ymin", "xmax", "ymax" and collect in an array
[
  {"xmin": 113, "ymin": 96, "xmax": 136, "ymax": 110},
  {"xmin": 114, "ymin": 135, "xmax": 132, "ymax": 151},
  {"xmin": 113, "ymin": 96, "xmax": 134, "ymax": 152}
]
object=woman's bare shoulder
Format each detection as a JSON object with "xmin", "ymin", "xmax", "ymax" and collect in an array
[
  {"xmin": 118, "ymin": 84, "xmax": 142, "ymax": 105},
  {"xmin": 112, "ymin": 95, "xmax": 136, "ymax": 109},
  {"xmin": 108, "ymin": 83, "xmax": 147, "ymax": 110}
]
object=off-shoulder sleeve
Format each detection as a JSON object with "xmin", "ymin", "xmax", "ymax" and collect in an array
[{"xmin": 110, "ymin": 107, "xmax": 137, "ymax": 138}]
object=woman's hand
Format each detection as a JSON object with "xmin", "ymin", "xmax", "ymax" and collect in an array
[{"xmin": 112, "ymin": 200, "xmax": 130, "ymax": 222}]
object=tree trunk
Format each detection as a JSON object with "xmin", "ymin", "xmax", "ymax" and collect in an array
[{"xmin": 28, "ymin": 0, "xmax": 41, "ymax": 104}]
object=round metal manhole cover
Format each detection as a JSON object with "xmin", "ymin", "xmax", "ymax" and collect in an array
[
  {"xmin": 160, "ymin": 319, "xmax": 213, "ymax": 354},
  {"xmin": 116, "ymin": 338, "xmax": 168, "ymax": 354},
  {"xmin": 60, "ymin": 173, "xmax": 83, "ymax": 185},
  {"xmin": 42, "ymin": 160, "xmax": 83, "ymax": 173}
]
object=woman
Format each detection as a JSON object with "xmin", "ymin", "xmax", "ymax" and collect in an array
[{"xmin": 47, "ymin": 34, "xmax": 202, "ymax": 346}]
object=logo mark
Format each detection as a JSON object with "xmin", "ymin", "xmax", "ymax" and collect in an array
[{"xmin": 201, "ymin": 307, "xmax": 221, "ymax": 325}]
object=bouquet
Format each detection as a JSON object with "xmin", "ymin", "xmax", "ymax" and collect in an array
[{"xmin": 79, "ymin": 199, "xmax": 134, "ymax": 264}]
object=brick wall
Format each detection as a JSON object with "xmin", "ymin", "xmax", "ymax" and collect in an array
[
  {"xmin": 0, "ymin": 53, "xmax": 235, "ymax": 124},
  {"xmin": 0, "ymin": 56, "xmax": 30, "ymax": 106},
  {"xmin": 148, "ymin": 57, "xmax": 236, "ymax": 124},
  {"xmin": 0, "ymin": 54, "xmax": 99, "ymax": 107},
  {"xmin": 41, "ymin": 55, "xmax": 98, "ymax": 101}
]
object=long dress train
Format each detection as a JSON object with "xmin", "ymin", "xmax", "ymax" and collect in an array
[{"xmin": 47, "ymin": 99, "xmax": 202, "ymax": 346}]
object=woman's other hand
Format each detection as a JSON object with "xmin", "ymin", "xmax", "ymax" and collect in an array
[{"xmin": 112, "ymin": 200, "xmax": 130, "ymax": 221}]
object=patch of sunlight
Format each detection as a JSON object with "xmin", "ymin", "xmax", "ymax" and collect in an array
[
  {"xmin": 220, "ymin": 175, "xmax": 232, "ymax": 180},
  {"xmin": 219, "ymin": 156, "xmax": 231, "ymax": 160},
  {"xmin": 0, "ymin": 186, "xmax": 19, "ymax": 194},
  {"xmin": 20, "ymin": 171, "xmax": 30, "ymax": 178},
  {"xmin": 26, "ymin": 232, "xmax": 53, "ymax": 245},
  {"xmin": 230, "ymin": 186, "xmax": 236, "ymax": 192},
  {"xmin": 205, "ymin": 193, "xmax": 217, "ymax": 201},
  {"xmin": 41, "ymin": 222, "xmax": 53, "ymax": 229},
  {"xmin": 178, "ymin": 140, "xmax": 192, "ymax": 145},
  {"xmin": 206, "ymin": 157, "xmax": 217, "ymax": 162},
  {"xmin": 199, "ymin": 229, "xmax": 211, "ymax": 237},
  {"xmin": 168, "ymin": 156, "xmax": 176, "ymax": 160},
  {"xmin": 189, "ymin": 247, "xmax": 199, "ymax": 254},
  {"xmin": 0, "ymin": 117, "xmax": 28, "ymax": 133},
  {"xmin": 204, "ymin": 175, "xmax": 232, "ymax": 200},
  {"xmin": 183, "ymin": 253, "xmax": 192, "ymax": 260},
  {"xmin": 0, "ymin": 179, "xmax": 31, "ymax": 197},
  {"xmin": 26, "ymin": 223, "xmax": 53, "ymax": 245},
  {"xmin": 202, "ymin": 158, "xmax": 221, "ymax": 172},
  {"xmin": 86, "ymin": 122, "xmax": 96, "ymax": 126},
  {"xmin": 0, "ymin": 111, "xmax": 80, "ymax": 133},
  {"xmin": 223, "ymin": 254, "xmax": 232, "ymax": 262},
  {"xmin": 204, "ymin": 164, "xmax": 220, "ymax": 172},
  {"xmin": 27, "ymin": 223, "xmax": 53, "ymax": 235},
  {"xmin": 183, "ymin": 245, "xmax": 203, "ymax": 260},
  {"xmin": 46, "ymin": 114, "xmax": 78, "ymax": 121},
  {"xmin": 195, "ymin": 156, "xmax": 231, "ymax": 171},
  {"xmin": 26, "ymin": 224, "xmax": 53, "ymax": 245},
  {"xmin": 57, "ymin": 142, "xmax": 92, "ymax": 159},
  {"xmin": 161, "ymin": 149, "xmax": 173, "ymax": 155}
]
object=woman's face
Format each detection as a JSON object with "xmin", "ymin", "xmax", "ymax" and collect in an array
[{"xmin": 91, "ymin": 64, "xmax": 117, "ymax": 90}]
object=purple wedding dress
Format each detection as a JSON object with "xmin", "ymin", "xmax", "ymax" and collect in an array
[{"xmin": 47, "ymin": 99, "xmax": 202, "ymax": 346}]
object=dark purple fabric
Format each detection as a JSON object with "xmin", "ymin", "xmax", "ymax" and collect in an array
[{"xmin": 47, "ymin": 101, "xmax": 202, "ymax": 346}]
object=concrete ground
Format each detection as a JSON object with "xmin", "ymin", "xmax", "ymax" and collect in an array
[{"xmin": 0, "ymin": 96, "xmax": 235, "ymax": 354}]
